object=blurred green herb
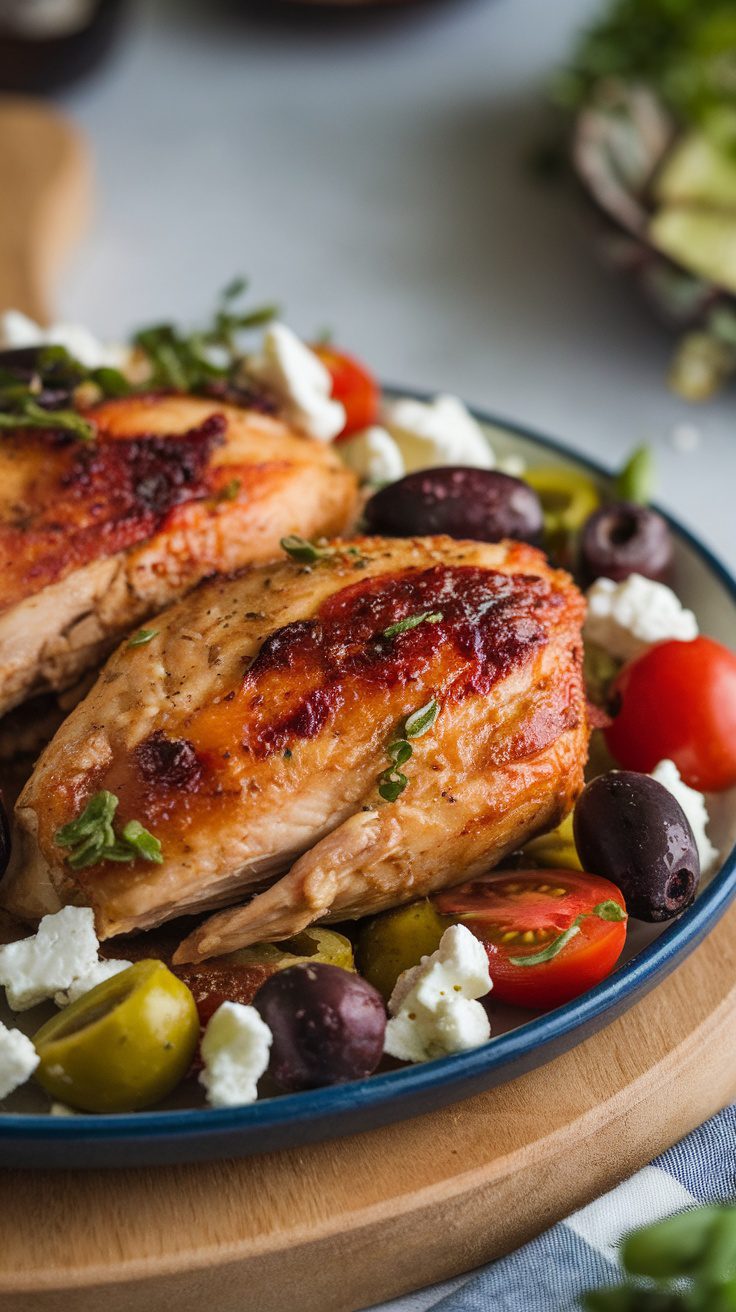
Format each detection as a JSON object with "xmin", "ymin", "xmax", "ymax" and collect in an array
[
  {"xmin": 615, "ymin": 446, "xmax": 655, "ymax": 504},
  {"xmin": 581, "ymin": 1204, "xmax": 736, "ymax": 1310},
  {"xmin": 555, "ymin": 0, "xmax": 736, "ymax": 136}
]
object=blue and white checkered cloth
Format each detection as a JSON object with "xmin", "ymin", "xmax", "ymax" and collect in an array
[{"xmin": 376, "ymin": 1104, "xmax": 736, "ymax": 1312}]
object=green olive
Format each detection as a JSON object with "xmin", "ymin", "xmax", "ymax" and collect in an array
[
  {"xmin": 33, "ymin": 959, "xmax": 199, "ymax": 1113},
  {"xmin": 524, "ymin": 467, "xmax": 601, "ymax": 554},
  {"xmin": 221, "ymin": 927, "xmax": 355, "ymax": 973},
  {"xmin": 357, "ymin": 901, "xmax": 452, "ymax": 1002},
  {"xmin": 522, "ymin": 813, "xmax": 582, "ymax": 872}
]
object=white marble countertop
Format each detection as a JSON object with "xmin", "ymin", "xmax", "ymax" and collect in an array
[{"xmin": 55, "ymin": 1, "xmax": 735, "ymax": 1306}]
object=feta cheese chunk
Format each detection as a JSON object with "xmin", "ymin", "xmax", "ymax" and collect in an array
[
  {"xmin": 382, "ymin": 394, "xmax": 495, "ymax": 472},
  {"xmin": 0, "ymin": 906, "xmax": 100, "ymax": 1011},
  {"xmin": 584, "ymin": 574, "xmax": 698, "ymax": 663},
  {"xmin": 0, "ymin": 1023, "xmax": 37, "ymax": 1096},
  {"xmin": 384, "ymin": 924, "xmax": 491, "ymax": 1064},
  {"xmin": 247, "ymin": 322, "xmax": 346, "ymax": 442},
  {"xmin": 650, "ymin": 759, "xmax": 718, "ymax": 873},
  {"xmin": 0, "ymin": 1023, "xmax": 38, "ymax": 1099},
  {"xmin": 0, "ymin": 310, "xmax": 126, "ymax": 371},
  {"xmin": 199, "ymin": 1001, "xmax": 273, "ymax": 1108},
  {"xmin": 338, "ymin": 425, "xmax": 405, "ymax": 484},
  {"xmin": 54, "ymin": 957, "xmax": 132, "ymax": 1009}
]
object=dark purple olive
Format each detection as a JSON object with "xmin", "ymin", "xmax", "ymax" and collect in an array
[
  {"xmin": 0, "ymin": 792, "xmax": 9, "ymax": 880},
  {"xmin": 0, "ymin": 347, "xmax": 79, "ymax": 411},
  {"xmin": 363, "ymin": 467, "xmax": 543, "ymax": 545},
  {"xmin": 580, "ymin": 501, "xmax": 673, "ymax": 585},
  {"xmin": 573, "ymin": 771, "xmax": 700, "ymax": 922},
  {"xmin": 253, "ymin": 962, "xmax": 386, "ymax": 1091}
]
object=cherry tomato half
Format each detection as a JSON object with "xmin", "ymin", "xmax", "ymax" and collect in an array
[
  {"xmin": 434, "ymin": 870, "xmax": 627, "ymax": 1010},
  {"xmin": 312, "ymin": 344, "xmax": 380, "ymax": 438},
  {"xmin": 605, "ymin": 636, "xmax": 736, "ymax": 793}
]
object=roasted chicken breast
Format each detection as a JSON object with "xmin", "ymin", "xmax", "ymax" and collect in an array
[
  {"xmin": 4, "ymin": 536, "xmax": 588, "ymax": 959},
  {"xmin": 0, "ymin": 393, "xmax": 356, "ymax": 715}
]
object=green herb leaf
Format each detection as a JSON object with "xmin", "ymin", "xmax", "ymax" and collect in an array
[
  {"xmin": 387, "ymin": 740, "xmax": 413, "ymax": 767},
  {"xmin": 593, "ymin": 900, "xmax": 627, "ymax": 922},
  {"xmin": 55, "ymin": 791, "xmax": 163, "ymax": 869},
  {"xmin": 378, "ymin": 769, "xmax": 409, "ymax": 802},
  {"xmin": 510, "ymin": 919, "xmax": 582, "ymax": 967},
  {"xmin": 280, "ymin": 535, "xmax": 334, "ymax": 564},
  {"xmin": 615, "ymin": 445, "xmax": 654, "ymax": 504},
  {"xmin": 219, "ymin": 478, "xmax": 241, "ymax": 501},
  {"xmin": 91, "ymin": 366, "xmax": 132, "ymax": 398},
  {"xmin": 127, "ymin": 629, "xmax": 158, "ymax": 648},
  {"xmin": 405, "ymin": 698, "xmax": 440, "ymax": 739},
  {"xmin": 121, "ymin": 819, "xmax": 164, "ymax": 865},
  {"xmin": 382, "ymin": 611, "xmax": 443, "ymax": 639},
  {"xmin": 0, "ymin": 398, "xmax": 95, "ymax": 441},
  {"xmin": 222, "ymin": 276, "xmax": 248, "ymax": 302}
]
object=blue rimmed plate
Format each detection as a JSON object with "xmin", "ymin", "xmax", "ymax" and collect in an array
[{"xmin": 1, "ymin": 400, "xmax": 734, "ymax": 1168}]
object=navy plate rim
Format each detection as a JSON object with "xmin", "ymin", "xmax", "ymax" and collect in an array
[{"xmin": 2, "ymin": 398, "xmax": 734, "ymax": 1155}]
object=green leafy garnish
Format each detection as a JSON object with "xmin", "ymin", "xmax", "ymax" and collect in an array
[
  {"xmin": 55, "ymin": 791, "xmax": 163, "ymax": 869},
  {"xmin": 378, "ymin": 700, "xmax": 441, "ymax": 802},
  {"xmin": 133, "ymin": 279, "xmax": 278, "ymax": 390},
  {"xmin": 555, "ymin": 0, "xmax": 736, "ymax": 133},
  {"xmin": 581, "ymin": 1203, "xmax": 736, "ymax": 1310},
  {"xmin": 615, "ymin": 445, "xmax": 654, "ymax": 504},
  {"xmin": 382, "ymin": 612, "xmax": 443, "ymax": 640},
  {"xmin": 280, "ymin": 535, "xmax": 335, "ymax": 564},
  {"xmin": 0, "ymin": 396, "xmax": 95, "ymax": 441},
  {"xmin": 405, "ymin": 698, "xmax": 440, "ymax": 739},
  {"xmin": 127, "ymin": 628, "xmax": 158, "ymax": 648},
  {"xmin": 219, "ymin": 478, "xmax": 242, "ymax": 501},
  {"xmin": 378, "ymin": 770, "xmax": 409, "ymax": 803},
  {"xmin": 510, "ymin": 901, "xmax": 626, "ymax": 967}
]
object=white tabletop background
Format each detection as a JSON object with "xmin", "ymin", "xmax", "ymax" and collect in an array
[{"xmin": 56, "ymin": 0, "xmax": 734, "ymax": 1306}]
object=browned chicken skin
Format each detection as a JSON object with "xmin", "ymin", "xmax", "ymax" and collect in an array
[
  {"xmin": 3, "ymin": 536, "xmax": 589, "ymax": 959},
  {"xmin": 0, "ymin": 393, "xmax": 356, "ymax": 714}
]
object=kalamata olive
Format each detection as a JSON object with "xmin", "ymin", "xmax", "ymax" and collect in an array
[
  {"xmin": 253, "ymin": 961, "xmax": 386, "ymax": 1091},
  {"xmin": 573, "ymin": 771, "xmax": 700, "ymax": 922},
  {"xmin": 363, "ymin": 467, "xmax": 543, "ymax": 544},
  {"xmin": 580, "ymin": 501, "xmax": 673, "ymax": 584},
  {"xmin": 0, "ymin": 792, "xmax": 9, "ymax": 881}
]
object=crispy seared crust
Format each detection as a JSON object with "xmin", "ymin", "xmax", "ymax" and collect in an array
[
  {"xmin": 0, "ymin": 394, "xmax": 357, "ymax": 714},
  {"xmin": 5, "ymin": 536, "xmax": 589, "ymax": 956}
]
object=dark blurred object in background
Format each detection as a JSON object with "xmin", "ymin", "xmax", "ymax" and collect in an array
[{"xmin": 0, "ymin": 0, "xmax": 126, "ymax": 92}]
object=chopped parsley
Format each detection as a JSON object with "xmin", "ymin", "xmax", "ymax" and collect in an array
[{"xmin": 55, "ymin": 791, "xmax": 163, "ymax": 869}]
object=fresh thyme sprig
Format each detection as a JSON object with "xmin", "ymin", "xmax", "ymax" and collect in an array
[
  {"xmin": 55, "ymin": 791, "xmax": 163, "ymax": 869},
  {"xmin": 378, "ymin": 698, "xmax": 441, "ymax": 802},
  {"xmin": 509, "ymin": 900, "xmax": 626, "ymax": 967}
]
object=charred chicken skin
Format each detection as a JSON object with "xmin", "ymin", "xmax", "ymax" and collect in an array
[
  {"xmin": 4, "ymin": 536, "xmax": 588, "ymax": 959},
  {"xmin": 0, "ymin": 393, "xmax": 356, "ymax": 715}
]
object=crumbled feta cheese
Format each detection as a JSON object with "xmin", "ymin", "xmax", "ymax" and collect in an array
[
  {"xmin": 49, "ymin": 1102, "xmax": 76, "ymax": 1117},
  {"xmin": 384, "ymin": 924, "xmax": 491, "ymax": 1064},
  {"xmin": 382, "ymin": 394, "xmax": 495, "ymax": 472},
  {"xmin": 0, "ymin": 310, "xmax": 127, "ymax": 371},
  {"xmin": 584, "ymin": 574, "xmax": 698, "ymax": 663},
  {"xmin": 338, "ymin": 425, "xmax": 405, "ymax": 484},
  {"xmin": 199, "ymin": 1001, "xmax": 273, "ymax": 1108},
  {"xmin": 54, "ymin": 956, "xmax": 132, "ymax": 1009},
  {"xmin": 650, "ymin": 759, "xmax": 718, "ymax": 873},
  {"xmin": 0, "ymin": 1022, "xmax": 38, "ymax": 1099},
  {"xmin": 246, "ymin": 322, "xmax": 346, "ymax": 442},
  {"xmin": 0, "ymin": 906, "xmax": 100, "ymax": 1011}
]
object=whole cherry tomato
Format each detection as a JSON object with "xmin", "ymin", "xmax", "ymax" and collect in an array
[{"xmin": 605, "ymin": 636, "xmax": 736, "ymax": 792}]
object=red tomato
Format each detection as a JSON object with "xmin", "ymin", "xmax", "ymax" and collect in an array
[
  {"xmin": 434, "ymin": 870, "xmax": 627, "ymax": 1010},
  {"xmin": 605, "ymin": 636, "xmax": 736, "ymax": 792},
  {"xmin": 312, "ymin": 345, "xmax": 380, "ymax": 438}
]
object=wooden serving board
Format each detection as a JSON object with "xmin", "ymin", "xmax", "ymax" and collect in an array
[{"xmin": 0, "ymin": 898, "xmax": 733, "ymax": 1312}]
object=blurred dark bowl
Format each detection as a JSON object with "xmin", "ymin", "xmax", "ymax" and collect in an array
[{"xmin": 0, "ymin": 0, "xmax": 128, "ymax": 94}]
